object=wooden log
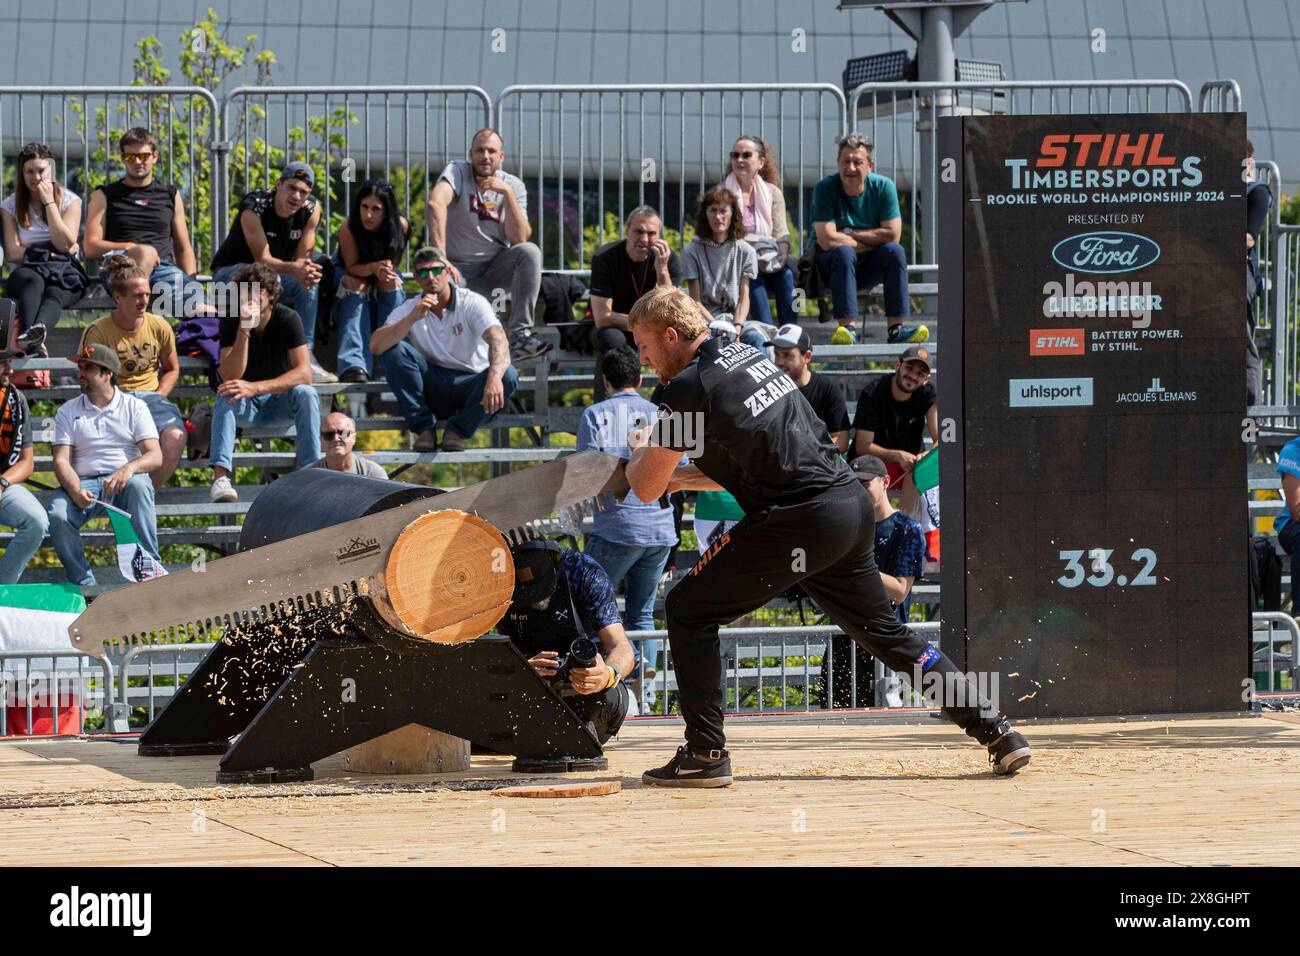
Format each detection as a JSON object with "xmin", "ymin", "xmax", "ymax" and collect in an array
[
  {"xmin": 339, "ymin": 723, "xmax": 470, "ymax": 774},
  {"xmin": 368, "ymin": 509, "xmax": 514, "ymax": 644}
]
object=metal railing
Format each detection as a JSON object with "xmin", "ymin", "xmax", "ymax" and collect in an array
[
  {"xmin": 1271, "ymin": 224, "xmax": 1300, "ymax": 407},
  {"xmin": 0, "ymin": 86, "xmax": 221, "ymax": 266},
  {"xmin": 494, "ymin": 84, "xmax": 849, "ymax": 273},
  {"xmin": 0, "ymin": 649, "xmax": 118, "ymax": 736},
  {"xmin": 118, "ymin": 641, "xmax": 215, "ymax": 726},
  {"xmin": 846, "ymin": 79, "xmax": 1196, "ymax": 268},
  {"xmin": 1251, "ymin": 612, "xmax": 1297, "ymax": 692},
  {"xmin": 218, "ymin": 85, "xmax": 493, "ymax": 265},
  {"xmin": 1199, "ymin": 79, "xmax": 1244, "ymax": 112}
]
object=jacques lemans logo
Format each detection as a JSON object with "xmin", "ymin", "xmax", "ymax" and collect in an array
[
  {"xmin": 1051, "ymin": 232, "xmax": 1161, "ymax": 274},
  {"xmin": 335, "ymin": 536, "xmax": 381, "ymax": 564},
  {"xmin": 50, "ymin": 886, "xmax": 151, "ymax": 936},
  {"xmin": 1116, "ymin": 377, "xmax": 1197, "ymax": 404}
]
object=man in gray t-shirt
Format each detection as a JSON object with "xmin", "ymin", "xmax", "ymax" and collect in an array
[
  {"xmin": 312, "ymin": 411, "xmax": 388, "ymax": 479},
  {"xmin": 427, "ymin": 128, "xmax": 549, "ymax": 362}
]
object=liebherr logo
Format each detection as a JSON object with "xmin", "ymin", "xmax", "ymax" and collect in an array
[{"xmin": 50, "ymin": 886, "xmax": 152, "ymax": 936}]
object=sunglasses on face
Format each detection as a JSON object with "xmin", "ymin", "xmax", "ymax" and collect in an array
[
  {"xmin": 122, "ymin": 152, "xmax": 154, "ymax": 163},
  {"xmin": 415, "ymin": 265, "xmax": 447, "ymax": 279},
  {"xmin": 320, "ymin": 429, "xmax": 353, "ymax": 441},
  {"xmin": 730, "ymin": 151, "xmax": 756, "ymax": 160}
]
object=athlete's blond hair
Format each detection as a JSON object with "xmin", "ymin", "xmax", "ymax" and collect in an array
[{"xmin": 627, "ymin": 286, "xmax": 711, "ymax": 340}]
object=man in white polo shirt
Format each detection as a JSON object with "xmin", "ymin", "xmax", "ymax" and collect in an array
[
  {"xmin": 48, "ymin": 343, "xmax": 163, "ymax": 586},
  {"xmin": 370, "ymin": 246, "xmax": 517, "ymax": 452}
]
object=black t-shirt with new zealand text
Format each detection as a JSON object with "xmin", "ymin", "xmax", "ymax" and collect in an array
[
  {"xmin": 851, "ymin": 374, "xmax": 936, "ymax": 454},
  {"xmin": 218, "ymin": 303, "xmax": 307, "ymax": 383},
  {"xmin": 798, "ymin": 371, "xmax": 850, "ymax": 444},
  {"xmin": 652, "ymin": 338, "xmax": 855, "ymax": 512},
  {"xmin": 0, "ymin": 385, "xmax": 32, "ymax": 470},
  {"xmin": 588, "ymin": 241, "xmax": 682, "ymax": 315}
]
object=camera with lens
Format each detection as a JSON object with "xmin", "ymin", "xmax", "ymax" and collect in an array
[{"xmin": 554, "ymin": 637, "xmax": 600, "ymax": 683}]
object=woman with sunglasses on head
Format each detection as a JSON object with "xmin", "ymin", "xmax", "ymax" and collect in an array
[
  {"xmin": 332, "ymin": 180, "xmax": 410, "ymax": 382},
  {"xmin": 721, "ymin": 135, "xmax": 796, "ymax": 328},
  {"xmin": 1, "ymin": 142, "xmax": 84, "ymax": 348}
]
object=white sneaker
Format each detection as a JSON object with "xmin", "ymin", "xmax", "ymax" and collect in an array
[
  {"xmin": 210, "ymin": 476, "xmax": 237, "ymax": 503},
  {"xmin": 311, "ymin": 361, "xmax": 338, "ymax": 384}
]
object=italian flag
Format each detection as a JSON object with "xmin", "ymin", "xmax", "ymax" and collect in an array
[
  {"xmin": 0, "ymin": 583, "xmax": 86, "ymax": 652},
  {"xmin": 106, "ymin": 509, "xmax": 168, "ymax": 583}
]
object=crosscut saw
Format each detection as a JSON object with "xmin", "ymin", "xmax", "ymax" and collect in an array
[{"xmin": 69, "ymin": 451, "xmax": 630, "ymax": 659}]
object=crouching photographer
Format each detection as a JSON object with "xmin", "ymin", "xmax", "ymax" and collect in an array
[{"xmin": 495, "ymin": 539, "xmax": 637, "ymax": 743}]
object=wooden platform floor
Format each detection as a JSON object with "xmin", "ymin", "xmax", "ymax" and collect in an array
[{"xmin": 1, "ymin": 713, "xmax": 1297, "ymax": 866}]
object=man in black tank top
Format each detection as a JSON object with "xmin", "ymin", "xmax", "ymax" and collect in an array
[
  {"xmin": 624, "ymin": 287, "xmax": 1031, "ymax": 787},
  {"xmin": 83, "ymin": 127, "xmax": 205, "ymax": 319}
]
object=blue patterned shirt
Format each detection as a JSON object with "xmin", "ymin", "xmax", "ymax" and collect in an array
[{"xmin": 560, "ymin": 550, "xmax": 622, "ymax": 634}]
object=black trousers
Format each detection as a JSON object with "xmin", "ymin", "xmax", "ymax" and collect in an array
[
  {"xmin": 666, "ymin": 483, "xmax": 1003, "ymax": 751},
  {"xmin": 5, "ymin": 266, "xmax": 79, "ymax": 331},
  {"xmin": 560, "ymin": 681, "xmax": 629, "ymax": 745}
]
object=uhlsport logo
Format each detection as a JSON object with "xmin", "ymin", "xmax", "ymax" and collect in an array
[
  {"xmin": 1029, "ymin": 329, "xmax": 1085, "ymax": 356},
  {"xmin": 1051, "ymin": 232, "xmax": 1161, "ymax": 274},
  {"xmin": 1009, "ymin": 377, "xmax": 1094, "ymax": 408}
]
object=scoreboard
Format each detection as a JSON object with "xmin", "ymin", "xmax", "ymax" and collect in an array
[{"xmin": 938, "ymin": 113, "xmax": 1248, "ymax": 718}]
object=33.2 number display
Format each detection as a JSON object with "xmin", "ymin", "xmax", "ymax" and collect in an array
[{"xmin": 1056, "ymin": 548, "xmax": 1158, "ymax": 588}]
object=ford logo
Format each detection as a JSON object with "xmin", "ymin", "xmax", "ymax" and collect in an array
[{"xmin": 1051, "ymin": 232, "xmax": 1161, "ymax": 274}]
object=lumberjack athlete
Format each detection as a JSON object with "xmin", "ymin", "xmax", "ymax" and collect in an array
[{"xmin": 625, "ymin": 287, "xmax": 1030, "ymax": 787}]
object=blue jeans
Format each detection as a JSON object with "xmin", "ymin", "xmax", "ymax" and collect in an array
[
  {"xmin": 816, "ymin": 242, "xmax": 910, "ymax": 320},
  {"xmin": 333, "ymin": 282, "xmax": 404, "ymax": 375},
  {"xmin": 583, "ymin": 536, "xmax": 671, "ymax": 677},
  {"xmin": 48, "ymin": 475, "xmax": 160, "ymax": 586},
  {"xmin": 0, "ymin": 484, "xmax": 50, "ymax": 584},
  {"xmin": 209, "ymin": 385, "xmax": 322, "ymax": 472},
  {"xmin": 748, "ymin": 264, "xmax": 798, "ymax": 326},
  {"xmin": 212, "ymin": 264, "xmax": 321, "ymax": 348},
  {"xmin": 379, "ymin": 340, "xmax": 518, "ymax": 439}
]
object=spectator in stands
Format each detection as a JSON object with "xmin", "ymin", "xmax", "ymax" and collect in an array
[
  {"xmin": 1, "ymin": 141, "xmax": 84, "ymax": 348},
  {"xmin": 208, "ymin": 263, "xmax": 321, "ymax": 504},
  {"xmin": 333, "ymin": 181, "xmax": 410, "ymax": 383},
  {"xmin": 83, "ymin": 127, "xmax": 205, "ymax": 322},
  {"xmin": 78, "ymin": 258, "xmax": 186, "ymax": 492},
  {"xmin": 313, "ymin": 411, "xmax": 387, "ymax": 479},
  {"xmin": 209, "ymin": 162, "xmax": 334, "ymax": 383},
  {"xmin": 1246, "ymin": 140, "xmax": 1272, "ymax": 407},
  {"xmin": 48, "ymin": 344, "xmax": 162, "ymax": 587},
  {"xmin": 496, "ymin": 539, "xmax": 636, "ymax": 738},
  {"xmin": 590, "ymin": 205, "xmax": 682, "ymax": 356},
  {"xmin": 370, "ymin": 246, "xmax": 516, "ymax": 453},
  {"xmin": 1273, "ymin": 436, "xmax": 1300, "ymax": 614},
  {"xmin": 682, "ymin": 186, "xmax": 766, "ymax": 349},
  {"xmin": 852, "ymin": 345, "xmax": 937, "ymax": 518},
  {"xmin": 813, "ymin": 132, "xmax": 925, "ymax": 345},
  {"xmin": 427, "ymin": 128, "xmax": 550, "ymax": 362},
  {"xmin": 722, "ymin": 134, "xmax": 796, "ymax": 327},
  {"xmin": 768, "ymin": 323, "xmax": 850, "ymax": 453},
  {"xmin": 576, "ymin": 345, "xmax": 679, "ymax": 703},
  {"xmin": 820, "ymin": 454, "xmax": 925, "ymax": 708},
  {"xmin": 0, "ymin": 348, "xmax": 49, "ymax": 583}
]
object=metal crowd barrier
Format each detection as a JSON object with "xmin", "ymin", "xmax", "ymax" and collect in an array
[
  {"xmin": 846, "ymin": 79, "xmax": 1197, "ymax": 268},
  {"xmin": 0, "ymin": 85, "xmax": 221, "ymax": 265},
  {"xmin": 0, "ymin": 649, "xmax": 119, "ymax": 736},
  {"xmin": 1199, "ymin": 79, "xmax": 1244, "ymax": 112},
  {"xmin": 217, "ymin": 85, "xmax": 492, "ymax": 267},
  {"xmin": 1251, "ymin": 612, "xmax": 1298, "ymax": 693},
  {"xmin": 494, "ymin": 83, "xmax": 849, "ymax": 272}
]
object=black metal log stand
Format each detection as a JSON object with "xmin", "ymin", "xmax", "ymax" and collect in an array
[{"xmin": 136, "ymin": 470, "xmax": 605, "ymax": 783}]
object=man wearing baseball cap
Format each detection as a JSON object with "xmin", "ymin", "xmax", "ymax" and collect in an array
[
  {"xmin": 210, "ymin": 162, "xmax": 334, "ymax": 382},
  {"xmin": 47, "ymin": 343, "xmax": 163, "ymax": 586},
  {"xmin": 0, "ymin": 348, "xmax": 49, "ymax": 582},
  {"xmin": 769, "ymin": 323, "xmax": 850, "ymax": 453},
  {"xmin": 851, "ymin": 343, "xmax": 936, "ymax": 517}
]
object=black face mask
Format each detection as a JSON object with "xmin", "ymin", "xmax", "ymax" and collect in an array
[{"xmin": 510, "ymin": 539, "xmax": 562, "ymax": 607}]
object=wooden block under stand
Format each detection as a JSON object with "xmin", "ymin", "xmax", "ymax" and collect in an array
[{"xmin": 339, "ymin": 723, "xmax": 471, "ymax": 774}]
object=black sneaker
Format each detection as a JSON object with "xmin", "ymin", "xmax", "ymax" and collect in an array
[
  {"xmin": 17, "ymin": 322, "xmax": 47, "ymax": 357},
  {"xmin": 987, "ymin": 725, "xmax": 1032, "ymax": 776},
  {"xmin": 338, "ymin": 366, "xmax": 369, "ymax": 384},
  {"xmin": 642, "ymin": 745, "xmax": 733, "ymax": 788},
  {"xmin": 511, "ymin": 332, "xmax": 553, "ymax": 361}
]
